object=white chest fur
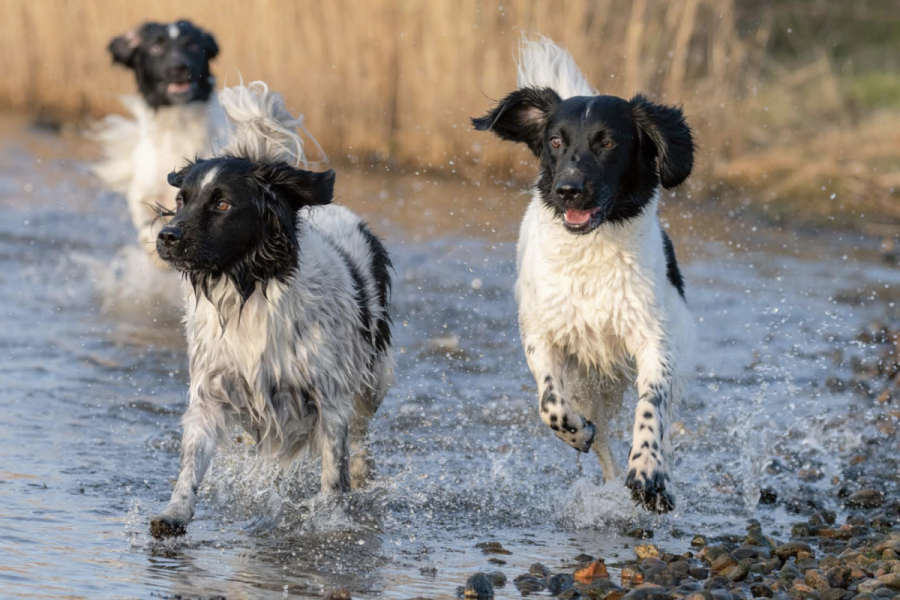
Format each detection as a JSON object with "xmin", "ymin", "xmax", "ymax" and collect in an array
[{"xmin": 516, "ymin": 195, "xmax": 670, "ymax": 374}]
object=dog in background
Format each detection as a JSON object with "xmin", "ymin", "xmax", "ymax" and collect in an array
[
  {"xmin": 472, "ymin": 37, "xmax": 696, "ymax": 512},
  {"xmin": 150, "ymin": 82, "xmax": 393, "ymax": 538},
  {"xmin": 93, "ymin": 20, "xmax": 226, "ymax": 269}
]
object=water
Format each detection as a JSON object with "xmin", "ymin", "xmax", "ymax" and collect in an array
[{"xmin": 0, "ymin": 114, "xmax": 896, "ymax": 599}]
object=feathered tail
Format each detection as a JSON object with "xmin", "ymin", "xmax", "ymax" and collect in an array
[
  {"xmin": 217, "ymin": 81, "xmax": 324, "ymax": 167},
  {"xmin": 89, "ymin": 95, "xmax": 144, "ymax": 193},
  {"xmin": 515, "ymin": 35, "xmax": 596, "ymax": 100}
]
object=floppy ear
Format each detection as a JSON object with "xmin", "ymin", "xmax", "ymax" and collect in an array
[
  {"xmin": 178, "ymin": 20, "xmax": 219, "ymax": 60},
  {"xmin": 630, "ymin": 94, "xmax": 695, "ymax": 189},
  {"xmin": 167, "ymin": 160, "xmax": 200, "ymax": 188},
  {"xmin": 199, "ymin": 30, "xmax": 219, "ymax": 60},
  {"xmin": 471, "ymin": 87, "xmax": 561, "ymax": 157},
  {"xmin": 108, "ymin": 29, "xmax": 142, "ymax": 68},
  {"xmin": 254, "ymin": 162, "xmax": 335, "ymax": 210}
]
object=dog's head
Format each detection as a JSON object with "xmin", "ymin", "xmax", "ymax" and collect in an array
[
  {"xmin": 108, "ymin": 20, "xmax": 219, "ymax": 108},
  {"xmin": 472, "ymin": 89, "xmax": 694, "ymax": 234},
  {"xmin": 158, "ymin": 157, "xmax": 335, "ymax": 300}
]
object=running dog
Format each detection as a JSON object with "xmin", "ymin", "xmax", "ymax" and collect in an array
[
  {"xmin": 472, "ymin": 37, "xmax": 696, "ymax": 512},
  {"xmin": 93, "ymin": 20, "xmax": 225, "ymax": 269},
  {"xmin": 150, "ymin": 83, "xmax": 393, "ymax": 537}
]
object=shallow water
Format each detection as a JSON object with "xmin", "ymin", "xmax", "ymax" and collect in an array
[{"xmin": 0, "ymin": 115, "xmax": 896, "ymax": 599}]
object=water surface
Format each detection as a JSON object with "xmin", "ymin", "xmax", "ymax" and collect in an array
[{"xmin": 0, "ymin": 115, "xmax": 895, "ymax": 599}]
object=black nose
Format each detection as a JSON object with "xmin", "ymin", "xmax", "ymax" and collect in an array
[
  {"xmin": 158, "ymin": 227, "xmax": 183, "ymax": 246},
  {"xmin": 167, "ymin": 63, "xmax": 191, "ymax": 80},
  {"xmin": 555, "ymin": 181, "xmax": 584, "ymax": 201}
]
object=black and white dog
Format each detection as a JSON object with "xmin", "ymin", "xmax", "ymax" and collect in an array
[
  {"xmin": 150, "ymin": 83, "xmax": 393, "ymax": 538},
  {"xmin": 93, "ymin": 20, "xmax": 226, "ymax": 269},
  {"xmin": 472, "ymin": 37, "xmax": 695, "ymax": 512}
]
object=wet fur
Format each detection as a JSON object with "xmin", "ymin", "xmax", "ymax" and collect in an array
[
  {"xmin": 150, "ymin": 83, "xmax": 393, "ymax": 538},
  {"xmin": 473, "ymin": 36, "xmax": 696, "ymax": 512}
]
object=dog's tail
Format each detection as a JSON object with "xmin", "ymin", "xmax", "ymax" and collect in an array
[
  {"xmin": 516, "ymin": 35, "xmax": 597, "ymax": 100},
  {"xmin": 89, "ymin": 95, "xmax": 146, "ymax": 193},
  {"xmin": 218, "ymin": 81, "xmax": 324, "ymax": 167}
]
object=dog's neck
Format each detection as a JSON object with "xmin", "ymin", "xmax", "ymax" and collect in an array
[{"xmin": 537, "ymin": 189, "xmax": 660, "ymax": 266}]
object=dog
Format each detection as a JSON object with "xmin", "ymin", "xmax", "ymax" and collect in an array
[
  {"xmin": 472, "ymin": 37, "xmax": 695, "ymax": 512},
  {"xmin": 149, "ymin": 83, "xmax": 393, "ymax": 538},
  {"xmin": 93, "ymin": 20, "xmax": 226, "ymax": 269}
]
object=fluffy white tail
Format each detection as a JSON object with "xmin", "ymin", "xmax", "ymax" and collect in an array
[
  {"xmin": 516, "ymin": 35, "xmax": 597, "ymax": 100},
  {"xmin": 218, "ymin": 81, "xmax": 324, "ymax": 167}
]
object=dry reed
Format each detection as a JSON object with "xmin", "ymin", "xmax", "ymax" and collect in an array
[
  {"xmin": 0, "ymin": 0, "xmax": 751, "ymax": 176},
  {"xmin": 2, "ymin": 0, "xmax": 897, "ymax": 226}
]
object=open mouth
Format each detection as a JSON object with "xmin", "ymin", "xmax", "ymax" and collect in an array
[
  {"xmin": 166, "ymin": 81, "xmax": 193, "ymax": 96},
  {"xmin": 563, "ymin": 207, "xmax": 604, "ymax": 234}
]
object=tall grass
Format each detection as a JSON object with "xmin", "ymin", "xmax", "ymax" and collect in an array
[
  {"xmin": 0, "ymin": 0, "xmax": 751, "ymax": 172},
  {"xmin": 2, "ymin": 0, "xmax": 898, "ymax": 225}
]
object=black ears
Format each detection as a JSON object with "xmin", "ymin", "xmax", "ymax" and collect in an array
[
  {"xmin": 253, "ymin": 163, "xmax": 335, "ymax": 210},
  {"xmin": 108, "ymin": 29, "xmax": 142, "ymax": 68},
  {"xmin": 167, "ymin": 160, "xmax": 201, "ymax": 188},
  {"xmin": 176, "ymin": 20, "xmax": 219, "ymax": 59},
  {"xmin": 471, "ymin": 87, "xmax": 562, "ymax": 157},
  {"xmin": 200, "ymin": 30, "xmax": 219, "ymax": 59},
  {"xmin": 630, "ymin": 94, "xmax": 695, "ymax": 189}
]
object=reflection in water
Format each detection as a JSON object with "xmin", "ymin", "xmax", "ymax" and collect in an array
[{"xmin": 0, "ymin": 115, "xmax": 896, "ymax": 598}]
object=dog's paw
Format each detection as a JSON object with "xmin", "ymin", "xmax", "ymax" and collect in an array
[
  {"xmin": 625, "ymin": 468, "xmax": 675, "ymax": 513},
  {"xmin": 150, "ymin": 514, "xmax": 188, "ymax": 539},
  {"xmin": 555, "ymin": 418, "xmax": 596, "ymax": 453}
]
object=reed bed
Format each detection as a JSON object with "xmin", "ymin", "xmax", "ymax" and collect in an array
[
  {"xmin": 1, "ymin": 0, "xmax": 897, "ymax": 224},
  {"xmin": 0, "ymin": 1, "xmax": 750, "ymax": 171}
]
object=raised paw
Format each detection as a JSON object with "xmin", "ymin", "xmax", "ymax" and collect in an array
[
  {"xmin": 553, "ymin": 418, "xmax": 596, "ymax": 453},
  {"xmin": 625, "ymin": 468, "xmax": 675, "ymax": 513},
  {"xmin": 150, "ymin": 513, "xmax": 188, "ymax": 539}
]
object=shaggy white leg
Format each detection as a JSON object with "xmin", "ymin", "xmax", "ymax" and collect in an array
[
  {"xmin": 150, "ymin": 397, "xmax": 226, "ymax": 538},
  {"xmin": 525, "ymin": 338, "xmax": 596, "ymax": 453},
  {"xmin": 318, "ymin": 416, "xmax": 351, "ymax": 493},
  {"xmin": 625, "ymin": 337, "xmax": 676, "ymax": 513}
]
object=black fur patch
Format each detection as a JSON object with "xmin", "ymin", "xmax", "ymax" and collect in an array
[
  {"xmin": 662, "ymin": 231, "xmax": 685, "ymax": 298},
  {"xmin": 327, "ymin": 239, "xmax": 373, "ymax": 349},
  {"xmin": 358, "ymin": 222, "xmax": 393, "ymax": 354}
]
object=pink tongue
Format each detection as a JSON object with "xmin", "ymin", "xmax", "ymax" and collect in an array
[
  {"xmin": 168, "ymin": 82, "xmax": 191, "ymax": 93},
  {"xmin": 565, "ymin": 208, "xmax": 596, "ymax": 224}
]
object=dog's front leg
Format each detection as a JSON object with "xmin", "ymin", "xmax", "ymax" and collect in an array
[
  {"xmin": 318, "ymin": 412, "xmax": 351, "ymax": 494},
  {"xmin": 524, "ymin": 337, "xmax": 596, "ymax": 452},
  {"xmin": 625, "ymin": 335, "xmax": 676, "ymax": 513},
  {"xmin": 151, "ymin": 388, "xmax": 226, "ymax": 538}
]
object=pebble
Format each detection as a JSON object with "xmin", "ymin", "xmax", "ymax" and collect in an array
[
  {"xmin": 324, "ymin": 590, "xmax": 352, "ymax": 600},
  {"xmin": 548, "ymin": 573, "xmax": 575, "ymax": 595},
  {"xmin": 847, "ymin": 490, "xmax": 887, "ymax": 509},
  {"xmin": 626, "ymin": 528, "xmax": 655, "ymax": 540},
  {"xmin": 575, "ymin": 559, "xmax": 610, "ymax": 583},
  {"xmin": 636, "ymin": 544, "xmax": 661, "ymax": 560},
  {"xmin": 463, "ymin": 573, "xmax": 494, "ymax": 598},
  {"xmin": 620, "ymin": 588, "xmax": 670, "ymax": 600},
  {"xmin": 476, "ymin": 541, "xmax": 512, "ymax": 556},
  {"xmin": 529, "ymin": 563, "xmax": 551, "ymax": 578},
  {"xmin": 877, "ymin": 573, "xmax": 900, "ymax": 590},
  {"xmin": 691, "ymin": 535, "xmax": 708, "ymax": 547},
  {"xmin": 844, "ymin": 488, "xmax": 884, "ymax": 508},
  {"xmin": 513, "ymin": 574, "xmax": 545, "ymax": 594},
  {"xmin": 776, "ymin": 542, "xmax": 814, "ymax": 560},
  {"xmin": 485, "ymin": 571, "xmax": 506, "ymax": 587}
]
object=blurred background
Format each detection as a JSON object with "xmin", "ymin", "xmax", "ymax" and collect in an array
[
  {"xmin": 3, "ymin": 3, "xmax": 900, "ymax": 599},
  {"xmin": 1, "ymin": 0, "xmax": 899, "ymax": 230}
]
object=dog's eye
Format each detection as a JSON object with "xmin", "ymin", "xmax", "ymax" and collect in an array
[
  {"xmin": 175, "ymin": 195, "xmax": 184, "ymax": 211},
  {"xmin": 550, "ymin": 137, "xmax": 563, "ymax": 149},
  {"xmin": 215, "ymin": 200, "xmax": 232, "ymax": 212},
  {"xmin": 149, "ymin": 43, "xmax": 164, "ymax": 56},
  {"xmin": 601, "ymin": 140, "xmax": 616, "ymax": 149}
]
